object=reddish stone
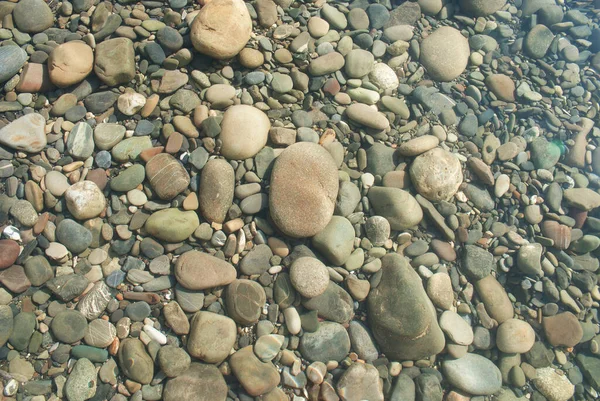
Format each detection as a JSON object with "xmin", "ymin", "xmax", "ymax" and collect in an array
[
  {"xmin": 541, "ymin": 220, "xmax": 571, "ymax": 250},
  {"xmin": 0, "ymin": 265, "xmax": 31, "ymax": 293},
  {"xmin": 542, "ymin": 312, "xmax": 583, "ymax": 347},
  {"xmin": 139, "ymin": 146, "xmax": 164, "ymax": 162},
  {"xmin": 323, "ymin": 78, "xmax": 340, "ymax": 96},
  {"xmin": 165, "ymin": 132, "xmax": 184, "ymax": 154},
  {"xmin": 0, "ymin": 239, "xmax": 19, "ymax": 269},
  {"xmin": 570, "ymin": 208, "xmax": 587, "ymax": 229},
  {"xmin": 430, "ymin": 239, "xmax": 457, "ymax": 262},
  {"xmin": 86, "ymin": 169, "xmax": 109, "ymax": 191},
  {"xmin": 33, "ymin": 212, "xmax": 49, "ymax": 236},
  {"xmin": 123, "ymin": 292, "xmax": 161, "ymax": 304},
  {"xmin": 16, "ymin": 63, "xmax": 54, "ymax": 93}
]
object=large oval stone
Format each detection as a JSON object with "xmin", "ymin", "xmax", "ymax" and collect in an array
[
  {"xmin": 219, "ymin": 105, "xmax": 270, "ymax": 160},
  {"xmin": 48, "ymin": 41, "xmax": 94, "ymax": 88},
  {"xmin": 146, "ymin": 153, "xmax": 190, "ymax": 200},
  {"xmin": 367, "ymin": 187, "xmax": 423, "ymax": 230},
  {"xmin": 199, "ymin": 159, "xmax": 234, "ymax": 223},
  {"xmin": 270, "ymin": 142, "xmax": 339, "ymax": 238},
  {"xmin": 420, "ymin": 26, "xmax": 470, "ymax": 81},
  {"xmin": 144, "ymin": 209, "xmax": 199, "ymax": 242},
  {"xmin": 367, "ymin": 253, "xmax": 445, "ymax": 360},
  {"xmin": 174, "ymin": 250, "xmax": 237, "ymax": 290},
  {"xmin": 190, "ymin": 0, "xmax": 252, "ymax": 59},
  {"xmin": 225, "ymin": 279, "xmax": 266, "ymax": 326}
]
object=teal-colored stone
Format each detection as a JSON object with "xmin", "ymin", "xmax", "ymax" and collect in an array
[{"xmin": 71, "ymin": 345, "xmax": 109, "ymax": 362}]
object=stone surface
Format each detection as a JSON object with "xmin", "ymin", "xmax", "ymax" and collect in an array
[
  {"xmin": 368, "ymin": 187, "xmax": 423, "ymax": 230},
  {"xmin": 542, "ymin": 312, "xmax": 583, "ymax": 347},
  {"xmin": 496, "ymin": 319, "xmax": 535, "ymax": 353},
  {"xmin": 299, "ymin": 321, "xmax": 351, "ymax": 362},
  {"xmin": 65, "ymin": 181, "xmax": 106, "ymax": 220},
  {"xmin": 270, "ymin": 142, "xmax": 339, "ymax": 238},
  {"xmin": 163, "ymin": 363, "xmax": 228, "ymax": 401},
  {"xmin": 442, "ymin": 353, "xmax": 503, "ymax": 396},
  {"xmin": 410, "ymin": 148, "xmax": 463, "ymax": 201},
  {"xmin": 0, "ymin": 113, "xmax": 47, "ymax": 153},
  {"xmin": 146, "ymin": 153, "xmax": 190, "ymax": 200},
  {"xmin": 187, "ymin": 311, "xmax": 236, "ymax": 363},
  {"xmin": 199, "ymin": 159, "xmax": 234, "ymax": 223},
  {"xmin": 145, "ymin": 208, "xmax": 199, "ymax": 242},
  {"xmin": 420, "ymin": 26, "xmax": 470, "ymax": 81},
  {"xmin": 118, "ymin": 338, "xmax": 154, "ymax": 384},
  {"xmin": 48, "ymin": 41, "xmax": 93, "ymax": 88},
  {"xmin": 94, "ymin": 38, "xmax": 136, "ymax": 86},
  {"xmin": 368, "ymin": 254, "xmax": 445, "ymax": 360},
  {"xmin": 219, "ymin": 105, "xmax": 270, "ymax": 160},
  {"xmin": 226, "ymin": 279, "xmax": 266, "ymax": 325},
  {"xmin": 230, "ymin": 346, "xmax": 280, "ymax": 396},
  {"xmin": 175, "ymin": 250, "xmax": 237, "ymax": 290},
  {"xmin": 190, "ymin": 0, "xmax": 252, "ymax": 59}
]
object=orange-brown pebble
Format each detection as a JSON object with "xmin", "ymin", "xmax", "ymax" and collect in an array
[
  {"xmin": 267, "ymin": 236, "xmax": 289, "ymax": 257},
  {"xmin": 223, "ymin": 218, "xmax": 244, "ymax": 233},
  {"xmin": 182, "ymin": 192, "xmax": 199, "ymax": 210},
  {"xmin": 140, "ymin": 94, "xmax": 159, "ymax": 118},
  {"xmin": 165, "ymin": 132, "xmax": 184, "ymax": 154},
  {"xmin": 139, "ymin": 146, "xmax": 164, "ymax": 162}
]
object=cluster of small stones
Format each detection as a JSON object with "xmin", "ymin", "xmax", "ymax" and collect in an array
[{"xmin": 1, "ymin": 0, "xmax": 600, "ymax": 400}]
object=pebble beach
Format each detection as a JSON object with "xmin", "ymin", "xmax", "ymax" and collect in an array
[{"xmin": 0, "ymin": 0, "xmax": 600, "ymax": 400}]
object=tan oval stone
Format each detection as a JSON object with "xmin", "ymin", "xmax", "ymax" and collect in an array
[
  {"xmin": 48, "ymin": 41, "xmax": 94, "ymax": 88},
  {"xmin": 175, "ymin": 250, "xmax": 237, "ymax": 290},
  {"xmin": 269, "ymin": 142, "xmax": 339, "ymax": 238},
  {"xmin": 410, "ymin": 147, "xmax": 463, "ymax": 201},
  {"xmin": 190, "ymin": 0, "xmax": 252, "ymax": 59},
  {"xmin": 219, "ymin": 105, "xmax": 270, "ymax": 160}
]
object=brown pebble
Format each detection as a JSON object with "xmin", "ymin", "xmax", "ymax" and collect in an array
[
  {"xmin": 0, "ymin": 239, "xmax": 20, "ymax": 269},
  {"xmin": 85, "ymin": 169, "xmax": 108, "ymax": 190},
  {"xmin": 15, "ymin": 63, "xmax": 54, "ymax": 93},
  {"xmin": 540, "ymin": 220, "xmax": 571, "ymax": 250},
  {"xmin": 123, "ymin": 292, "xmax": 161, "ymax": 304},
  {"xmin": 139, "ymin": 146, "xmax": 164, "ymax": 162},
  {"xmin": 33, "ymin": 212, "xmax": 50, "ymax": 236},
  {"xmin": 165, "ymin": 132, "xmax": 184, "ymax": 154},
  {"xmin": 430, "ymin": 239, "xmax": 456, "ymax": 262},
  {"xmin": 140, "ymin": 94, "xmax": 159, "ymax": 118},
  {"xmin": 182, "ymin": 192, "xmax": 199, "ymax": 210}
]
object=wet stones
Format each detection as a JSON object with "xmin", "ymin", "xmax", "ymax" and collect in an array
[
  {"xmin": 146, "ymin": 153, "xmax": 190, "ymax": 200},
  {"xmin": 367, "ymin": 254, "xmax": 445, "ymax": 360},
  {"xmin": 367, "ymin": 187, "xmax": 423, "ymax": 230},
  {"xmin": 226, "ymin": 279, "xmax": 266, "ymax": 325},
  {"xmin": 187, "ymin": 311, "xmax": 237, "ymax": 363},
  {"xmin": 542, "ymin": 312, "xmax": 583, "ymax": 347},
  {"xmin": 442, "ymin": 353, "xmax": 503, "ymax": 395},
  {"xmin": 420, "ymin": 26, "xmax": 470, "ymax": 81},
  {"xmin": 163, "ymin": 363, "xmax": 228, "ymax": 401},
  {"xmin": 118, "ymin": 338, "xmax": 154, "ymax": 384},
  {"xmin": 190, "ymin": 0, "xmax": 252, "ymax": 59},
  {"xmin": 12, "ymin": 0, "xmax": 54, "ymax": 33},
  {"xmin": 410, "ymin": 148, "xmax": 463, "ymax": 202},
  {"xmin": 270, "ymin": 142, "xmax": 339, "ymax": 238}
]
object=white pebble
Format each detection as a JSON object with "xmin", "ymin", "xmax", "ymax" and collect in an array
[
  {"xmin": 361, "ymin": 173, "xmax": 375, "ymax": 189},
  {"xmin": 283, "ymin": 307, "xmax": 301, "ymax": 335},
  {"xmin": 143, "ymin": 325, "xmax": 167, "ymax": 345}
]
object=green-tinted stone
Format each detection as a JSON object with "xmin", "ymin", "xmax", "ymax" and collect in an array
[
  {"xmin": 111, "ymin": 136, "xmax": 152, "ymax": 163},
  {"xmin": 110, "ymin": 164, "xmax": 145, "ymax": 192}
]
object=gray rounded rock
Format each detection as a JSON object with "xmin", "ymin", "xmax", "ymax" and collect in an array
[
  {"xmin": 51, "ymin": 310, "xmax": 88, "ymax": 344},
  {"xmin": 459, "ymin": 0, "xmax": 506, "ymax": 16},
  {"xmin": 0, "ymin": 46, "xmax": 28, "ymax": 83},
  {"xmin": 290, "ymin": 257, "xmax": 329, "ymax": 298},
  {"xmin": 442, "ymin": 353, "xmax": 502, "ymax": 395},
  {"xmin": 199, "ymin": 159, "xmax": 234, "ymax": 224},
  {"xmin": 299, "ymin": 321, "xmax": 351, "ymax": 362},
  {"xmin": 13, "ymin": 0, "xmax": 54, "ymax": 33},
  {"xmin": 163, "ymin": 363, "xmax": 228, "ymax": 401}
]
